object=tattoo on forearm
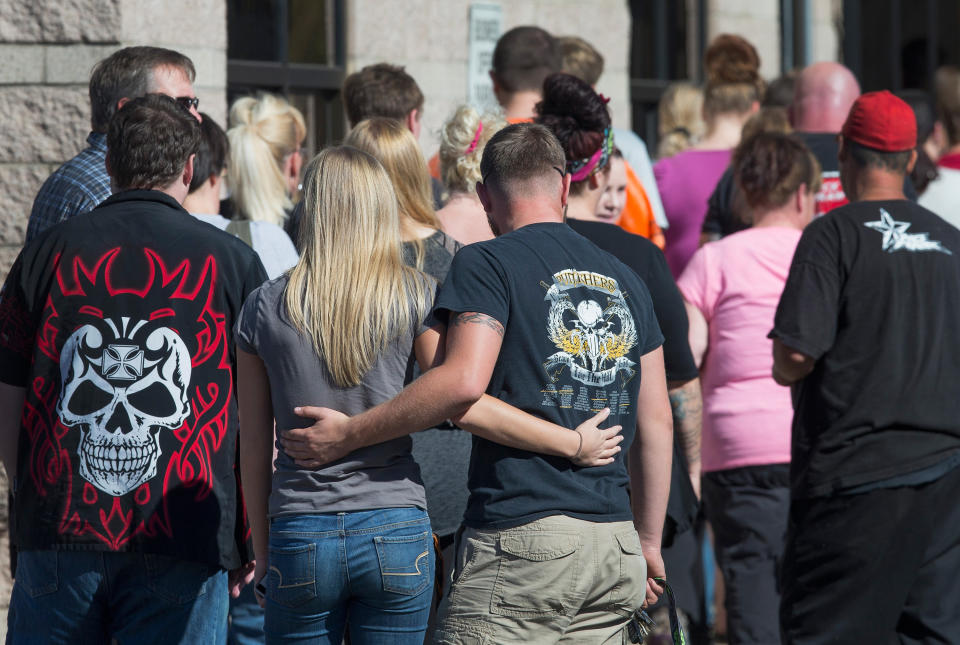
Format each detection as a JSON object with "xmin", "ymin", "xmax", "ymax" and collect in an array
[
  {"xmin": 452, "ymin": 312, "xmax": 504, "ymax": 337},
  {"xmin": 668, "ymin": 379, "xmax": 703, "ymax": 467}
]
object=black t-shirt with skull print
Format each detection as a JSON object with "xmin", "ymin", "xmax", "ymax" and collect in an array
[
  {"xmin": 770, "ymin": 199, "xmax": 960, "ymax": 498},
  {"xmin": 0, "ymin": 190, "xmax": 267, "ymax": 569},
  {"xmin": 434, "ymin": 222, "xmax": 663, "ymax": 529}
]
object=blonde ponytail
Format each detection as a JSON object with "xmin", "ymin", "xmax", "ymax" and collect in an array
[{"xmin": 227, "ymin": 94, "xmax": 306, "ymax": 226}]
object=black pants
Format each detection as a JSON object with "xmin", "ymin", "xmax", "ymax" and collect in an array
[
  {"xmin": 780, "ymin": 463, "xmax": 960, "ymax": 644},
  {"xmin": 702, "ymin": 464, "xmax": 790, "ymax": 645}
]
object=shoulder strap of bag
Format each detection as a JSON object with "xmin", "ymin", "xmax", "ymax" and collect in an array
[
  {"xmin": 225, "ymin": 219, "xmax": 254, "ymax": 248},
  {"xmin": 439, "ymin": 230, "xmax": 462, "ymax": 255}
]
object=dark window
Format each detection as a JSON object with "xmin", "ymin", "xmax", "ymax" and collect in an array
[
  {"xmin": 780, "ymin": 0, "xmax": 810, "ymax": 73},
  {"xmin": 227, "ymin": 0, "xmax": 282, "ymax": 62},
  {"xmin": 629, "ymin": 0, "xmax": 705, "ymax": 153},
  {"xmin": 227, "ymin": 0, "xmax": 346, "ymax": 152},
  {"xmin": 843, "ymin": 0, "xmax": 958, "ymax": 93}
]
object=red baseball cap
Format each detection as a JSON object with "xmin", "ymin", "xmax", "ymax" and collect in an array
[{"xmin": 841, "ymin": 90, "xmax": 917, "ymax": 152}]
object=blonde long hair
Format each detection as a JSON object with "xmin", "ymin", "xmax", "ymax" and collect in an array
[
  {"xmin": 283, "ymin": 146, "xmax": 432, "ymax": 388},
  {"xmin": 344, "ymin": 118, "xmax": 439, "ymax": 267},
  {"xmin": 227, "ymin": 93, "xmax": 306, "ymax": 226}
]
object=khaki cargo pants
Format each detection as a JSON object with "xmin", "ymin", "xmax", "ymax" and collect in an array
[{"xmin": 433, "ymin": 515, "xmax": 647, "ymax": 644}]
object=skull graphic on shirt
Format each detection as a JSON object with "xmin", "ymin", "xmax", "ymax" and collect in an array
[
  {"xmin": 56, "ymin": 317, "xmax": 192, "ymax": 497},
  {"xmin": 543, "ymin": 269, "xmax": 638, "ymax": 388}
]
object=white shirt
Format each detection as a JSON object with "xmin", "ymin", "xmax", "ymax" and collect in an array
[
  {"xmin": 919, "ymin": 166, "xmax": 960, "ymax": 230},
  {"xmin": 613, "ymin": 127, "xmax": 668, "ymax": 229}
]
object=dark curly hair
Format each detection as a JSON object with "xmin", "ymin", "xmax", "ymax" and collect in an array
[
  {"xmin": 535, "ymin": 73, "xmax": 611, "ymax": 193},
  {"xmin": 107, "ymin": 93, "xmax": 201, "ymax": 191},
  {"xmin": 733, "ymin": 132, "xmax": 821, "ymax": 210}
]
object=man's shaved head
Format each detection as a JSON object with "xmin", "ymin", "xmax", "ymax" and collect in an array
[
  {"xmin": 791, "ymin": 62, "xmax": 861, "ymax": 133},
  {"xmin": 480, "ymin": 123, "xmax": 566, "ymax": 197},
  {"xmin": 476, "ymin": 123, "xmax": 568, "ymax": 235}
]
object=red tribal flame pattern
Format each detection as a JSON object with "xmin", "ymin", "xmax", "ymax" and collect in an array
[{"xmin": 27, "ymin": 247, "xmax": 231, "ymax": 550}]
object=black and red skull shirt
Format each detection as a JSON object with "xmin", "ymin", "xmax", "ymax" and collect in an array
[{"xmin": 0, "ymin": 190, "xmax": 267, "ymax": 569}]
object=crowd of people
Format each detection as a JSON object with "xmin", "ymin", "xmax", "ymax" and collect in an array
[{"xmin": 0, "ymin": 23, "xmax": 958, "ymax": 645}]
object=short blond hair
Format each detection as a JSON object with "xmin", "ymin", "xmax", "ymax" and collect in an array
[
  {"xmin": 439, "ymin": 106, "xmax": 507, "ymax": 195},
  {"xmin": 558, "ymin": 36, "xmax": 604, "ymax": 86}
]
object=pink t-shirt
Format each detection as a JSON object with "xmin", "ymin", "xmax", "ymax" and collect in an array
[
  {"xmin": 654, "ymin": 149, "xmax": 732, "ymax": 278},
  {"xmin": 677, "ymin": 227, "xmax": 801, "ymax": 473}
]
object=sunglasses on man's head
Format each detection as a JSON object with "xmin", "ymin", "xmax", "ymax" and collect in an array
[{"xmin": 175, "ymin": 96, "xmax": 199, "ymax": 111}]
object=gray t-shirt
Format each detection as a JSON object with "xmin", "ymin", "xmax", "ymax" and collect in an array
[
  {"xmin": 403, "ymin": 230, "xmax": 473, "ymax": 537},
  {"xmin": 235, "ymin": 273, "xmax": 435, "ymax": 517}
]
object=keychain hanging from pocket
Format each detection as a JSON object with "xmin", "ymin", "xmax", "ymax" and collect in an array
[{"xmin": 626, "ymin": 577, "xmax": 687, "ymax": 645}]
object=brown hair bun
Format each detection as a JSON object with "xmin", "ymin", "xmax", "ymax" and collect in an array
[{"xmin": 705, "ymin": 34, "xmax": 761, "ymax": 86}]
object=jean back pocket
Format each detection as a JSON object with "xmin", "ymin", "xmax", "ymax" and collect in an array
[
  {"xmin": 374, "ymin": 530, "xmax": 432, "ymax": 596},
  {"xmin": 144, "ymin": 553, "xmax": 219, "ymax": 605},
  {"xmin": 267, "ymin": 541, "xmax": 317, "ymax": 608},
  {"xmin": 16, "ymin": 551, "xmax": 59, "ymax": 599}
]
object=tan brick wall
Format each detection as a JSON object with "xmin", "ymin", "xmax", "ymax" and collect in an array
[
  {"xmin": 708, "ymin": 0, "xmax": 782, "ymax": 79},
  {"xmin": 346, "ymin": 0, "xmax": 632, "ymax": 158},
  {"xmin": 809, "ymin": 0, "xmax": 842, "ymax": 64},
  {"xmin": 0, "ymin": 0, "xmax": 122, "ymax": 42},
  {"xmin": 0, "ymin": 0, "xmax": 120, "ymax": 280}
]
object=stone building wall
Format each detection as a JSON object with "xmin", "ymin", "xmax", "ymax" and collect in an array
[
  {"xmin": 0, "ymin": 0, "xmax": 227, "ymax": 284},
  {"xmin": 0, "ymin": 0, "xmax": 847, "ymax": 283}
]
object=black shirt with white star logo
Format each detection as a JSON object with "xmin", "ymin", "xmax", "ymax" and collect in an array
[{"xmin": 770, "ymin": 199, "xmax": 960, "ymax": 498}]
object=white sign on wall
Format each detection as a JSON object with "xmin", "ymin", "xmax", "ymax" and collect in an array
[{"xmin": 468, "ymin": 3, "xmax": 502, "ymax": 110}]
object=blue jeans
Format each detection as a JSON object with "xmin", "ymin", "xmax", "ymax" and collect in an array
[
  {"xmin": 265, "ymin": 508, "xmax": 434, "ymax": 645},
  {"xmin": 228, "ymin": 583, "xmax": 265, "ymax": 645},
  {"xmin": 7, "ymin": 550, "xmax": 228, "ymax": 645}
]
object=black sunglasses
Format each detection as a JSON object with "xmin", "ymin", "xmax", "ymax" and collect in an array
[{"xmin": 175, "ymin": 96, "xmax": 199, "ymax": 111}]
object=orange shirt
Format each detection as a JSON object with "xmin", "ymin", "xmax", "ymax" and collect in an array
[{"xmin": 619, "ymin": 163, "xmax": 665, "ymax": 249}]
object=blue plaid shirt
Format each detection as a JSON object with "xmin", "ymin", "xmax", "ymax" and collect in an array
[{"xmin": 26, "ymin": 132, "xmax": 111, "ymax": 244}]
